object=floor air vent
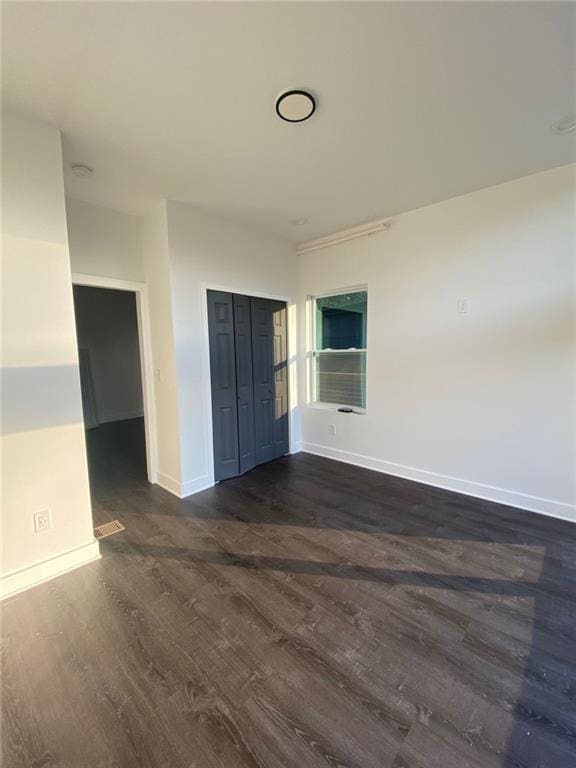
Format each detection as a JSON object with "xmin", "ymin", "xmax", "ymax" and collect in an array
[{"xmin": 94, "ymin": 520, "xmax": 125, "ymax": 540}]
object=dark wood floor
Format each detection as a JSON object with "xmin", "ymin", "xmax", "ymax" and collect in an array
[{"xmin": 2, "ymin": 418, "xmax": 576, "ymax": 768}]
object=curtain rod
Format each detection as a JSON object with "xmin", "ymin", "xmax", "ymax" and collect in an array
[{"xmin": 296, "ymin": 220, "xmax": 391, "ymax": 255}]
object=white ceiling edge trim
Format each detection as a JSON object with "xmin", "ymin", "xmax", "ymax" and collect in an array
[{"xmin": 296, "ymin": 220, "xmax": 391, "ymax": 255}]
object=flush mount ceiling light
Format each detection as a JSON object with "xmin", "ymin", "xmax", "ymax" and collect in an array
[
  {"xmin": 276, "ymin": 90, "xmax": 316, "ymax": 123},
  {"xmin": 290, "ymin": 217, "xmax": 308, "ymax": 226},
  {"xmin": 551, "ymin": 115, "xmax": 576, "ymax": 134},
  {"xmin": 70, "ymin": 163, "xmax": 94, "ymax": 178}
]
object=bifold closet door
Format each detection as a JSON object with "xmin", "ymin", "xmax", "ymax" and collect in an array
[
  {"xmin": 207, "ymin": 291, "xmax": 239, "ymax": 480},
  {"xmin": 270, "ymin": 300, "xmax": 289, "ymax": 459},
  {"xmin": 233, "ymin": 294, "xmax": 256, "ymax": 475},
  {"xmin": 208, "ymin": 290, "xmax": 289, "ymax": 481},
  {"xmin": 250, "ymin": 297, "xmax": 275, "ymax": 465}
]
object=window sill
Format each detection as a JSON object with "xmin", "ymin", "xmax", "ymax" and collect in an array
[{"xmin": 306, "ymin": 403, "xmax": 366, "ymax": 415}]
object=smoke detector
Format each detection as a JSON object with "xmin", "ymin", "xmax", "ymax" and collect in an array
[
  {"xmin": 551, "ymin": 115, "xmax": 576, "ymax": 134},
  {"xmin": 70, "ymin": 163, "xmax": 94, "ymax": 178}
]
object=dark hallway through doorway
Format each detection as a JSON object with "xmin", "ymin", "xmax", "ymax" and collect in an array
[{"xmin": 73, "ymin": 285, "xmax": 147, "ymax": 493}]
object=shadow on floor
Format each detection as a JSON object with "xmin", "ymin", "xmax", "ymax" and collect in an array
[{"xmin": 107, "ymin": 542, "xmax": 549, "ymax": 598}]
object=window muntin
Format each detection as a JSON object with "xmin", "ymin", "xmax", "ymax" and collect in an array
[{"xmin": 312, "ymin": 290, "xmax": 367, "ymax": 409}]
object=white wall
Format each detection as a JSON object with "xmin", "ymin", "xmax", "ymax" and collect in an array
[
  {"xmin": 141, "ymin": 203, "xmax": 182, "ymax": 491},
  {"xmin": 1, "ymin": 111, "xmax": 99, "ymax": 598},
  {"xmin": 66, "ymin": 197, "xmax": 144, "ymax": 282},
  {"xmin": 299, "ymin": 165, "xmax": 576, "ymax": 520},
  {"xmin": 73, "ymin": 286, "xmax": 144, "ymax": 424},
  {"xmin": 166, "ymin": 203, "xmax": 299, "ymax": 495}
]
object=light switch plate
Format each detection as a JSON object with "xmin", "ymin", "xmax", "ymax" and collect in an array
[{"xmin": 457, "ymin": 298, "xmax": 469, "ymax": 314}]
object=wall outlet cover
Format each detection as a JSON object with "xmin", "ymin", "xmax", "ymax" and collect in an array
[{"xmin": 33, "ymin": 509, "xmax": 52, "ymax": 533}]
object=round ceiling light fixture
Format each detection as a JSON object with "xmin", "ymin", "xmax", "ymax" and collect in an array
[
  {"xmin": 70, "ymin": 163, "xmax": 94, "ymax": 178},
  {"xmin": 551, "ymin": 114, "xmax": 576, "ymax": 134},
  {"xmin": 276, "ymin": 89, "xmax": 316, "ymax": 123},
  {"xmin": 290, "ymin": 217, "xmax": 308, "ymax": 226}
]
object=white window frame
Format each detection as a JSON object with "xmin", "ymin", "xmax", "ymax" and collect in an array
[{"xmin": 308, "ymin": 285, "xmax": 368, "ymax": 412}]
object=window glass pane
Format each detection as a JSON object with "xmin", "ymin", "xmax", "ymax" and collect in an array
[
  {"xmin": 315, "ymin": 351, "xmax": 366, "ymax": 408},
  {"xmin": 316, "ymin": 291, "xmax": 367, "ymax": 350}
]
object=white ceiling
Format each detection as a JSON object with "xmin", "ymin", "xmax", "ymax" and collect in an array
[{"xmin": 3, "ymin": 2, "xmax": 575, "ymax": 241}]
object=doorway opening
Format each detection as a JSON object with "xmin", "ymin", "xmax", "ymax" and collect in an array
[{"xmin": 72, "ymin": 275, "xmax": 156, "ymax": 496}]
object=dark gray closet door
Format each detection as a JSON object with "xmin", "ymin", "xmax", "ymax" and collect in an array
[
  {"xmin": 251, "ymin": 297, "xmax": 275, "ymax": 465},
  {"xmin": 207, "ymin": 291, "xmax": 239, "ymax": 480},
  {"xmin": 271, "ymin": 300, "xmax": 289, "ymax": 459},
  {"xmin": 233, "ymin": 294, "xmax": 256, "ymax": 474}
]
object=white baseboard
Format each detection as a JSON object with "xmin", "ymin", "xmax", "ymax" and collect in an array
[
  {"xmin": 300, "ymin": 442, "xmax": 576, "ymax": 524},
  {"xmin": 181, "ymin": 474, "xmax": 213, "ymax": 498},
  {"xmin": 98, "ymin": 409, "xmax": 144, "ymax": 424},
  {"xmin": 156, "ymin": 471, "xmax": 213, "ymax": 499},
  {"xmin": 155, "ymin": 471, "xmax": 182, "ymax": 497},
  {"xmin": 0, "ymin": 540, "xmax": 101, "ymax": 601}
]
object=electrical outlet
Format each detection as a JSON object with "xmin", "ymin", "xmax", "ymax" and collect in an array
[
  {"xmin": 33, "ymin": 510, "xmax": 52, "ymax": 533},
  {"xmin": 328, "ymin": 424, "xmax": 336, "ymax": 436}
]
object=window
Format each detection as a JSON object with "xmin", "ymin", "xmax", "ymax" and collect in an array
[{"xmin": 311, "ymin": 289, "xmax": 367, "ymax": 409}]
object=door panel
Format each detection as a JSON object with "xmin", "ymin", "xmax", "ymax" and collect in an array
[
  {"xmin": 215, "ymin": 333, "xmax": 234, "ymax": 389},
  {"xmin": 271, "ymin": 300, "xmax": 289, "ymax": 458},
  {"xmin": 233, "ymin": 294, "xmax": 256, "ymax": 474},
  {"xmin": 251, "ymin": 297, "xmax": 274, "ymax": 465},
  {"xmin": 207, "ymin": 291, "xmax": 239, "ymax": 480},
  {"xmin": 219, "ymin": 406, "xmax": 237, "ymax": 462}
]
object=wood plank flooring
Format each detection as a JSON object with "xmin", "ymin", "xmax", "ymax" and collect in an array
[{"xmin": 2, "ymin": 418, "xmax": 575, "ymax": 767}]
